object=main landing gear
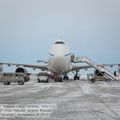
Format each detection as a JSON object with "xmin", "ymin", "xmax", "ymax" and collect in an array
[
  {"xmin": 73, "ymin": 70, "xmax": 80, "ymax": 80},
  {"xmin": 63, "ymin": 73, "xmax": 69, "ymax": 80},
  {"xmin": 74, "ymin": 75, "xmax": 79, "ymax": 80}
]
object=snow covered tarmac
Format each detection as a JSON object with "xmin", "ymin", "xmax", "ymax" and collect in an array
[{"xmin": 0, "ymin": 77, "xmax": 120, "ymax": 120}]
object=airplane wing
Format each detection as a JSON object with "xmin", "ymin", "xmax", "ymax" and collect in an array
[{"xmin": 0, "ymin": 62, "xmax": 48, "ymax": 70}]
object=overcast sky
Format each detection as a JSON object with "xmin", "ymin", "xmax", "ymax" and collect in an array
[{"xmin": 0, "ymin": 0, "xmax": 120, "ymax": 66}]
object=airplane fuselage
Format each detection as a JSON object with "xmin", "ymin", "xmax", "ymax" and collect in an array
[{"xmin": 48, "ymin": 40, "xmax": 72, "ymax": 75}]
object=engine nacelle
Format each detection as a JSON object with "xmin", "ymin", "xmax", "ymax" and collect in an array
[
  {"xmin": 15, "ymin": 67, "xmax": 30, "ymax": 82},
  {"xmin": 15, "ymin": 67, "xmax": 28, "ymax": 73}
]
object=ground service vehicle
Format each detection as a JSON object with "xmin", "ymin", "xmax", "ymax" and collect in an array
[
  {"xmin": 37, "ymin": 72, "xmax": 48, "ymax": 83},
  {"xmin": 90, "ymin": 70, "xmax": 107, "ymax": 83},
  {"xmin": 0, "ymin": 73, "xmax": 27, "ymax": 85}
]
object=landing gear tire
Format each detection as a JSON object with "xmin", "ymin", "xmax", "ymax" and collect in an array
[
  {"xmin": 74, "ymin": 76, "xmax": 79, "ymax": 80},
  {"xmin": 91, "ymin": 79, "xmax": 95, "ymax": 83},
  {"xmin": 4, "ymin": 81, "xmax": 10, "ymax": 85},
  {"xmin": 63, "ymin": 76, "xmax": 69, "ymax": 80},
  {"xmin": 74, "ymin": 76, "xmax": 76, "ymax": 80},
  {"xmin": 55, "ymin": 78, "xmax": 63, "ymax": 82}
]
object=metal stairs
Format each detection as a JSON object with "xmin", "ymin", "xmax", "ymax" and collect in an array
[{"xmin": 74, "ymin": 56, "xmax": 119, "ymax": 81}]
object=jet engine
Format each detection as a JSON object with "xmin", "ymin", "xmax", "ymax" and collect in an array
[
  {"xmin": 15, "ymin": 67, "xmax": 30, "ymax": 82},
  {"xmin": 15, "ymin": 67, "xmax": 28, "ymax": 73}
]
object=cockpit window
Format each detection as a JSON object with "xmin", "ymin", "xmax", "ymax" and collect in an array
[{"xmin": 55, "ymin": 41, "xmax": 65, "ymax": 44}]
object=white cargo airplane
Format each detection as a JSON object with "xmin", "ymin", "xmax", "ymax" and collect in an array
[{"xmin": 0, "ymin": 39, "xmax": 119, "ymax": 82}]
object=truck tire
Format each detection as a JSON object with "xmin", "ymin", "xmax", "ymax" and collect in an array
[
  {"xmin": 24, "ymin": 77, "xmax": 28, "ymax": 82},
  {"xmin": 46, "ymin": 79, "xmax": 48, "ymax": 83},
  {"xmin": 38, "ymin": 78, "xmax": 41, "ymax": 83},
  {"xmin": 38, "ymin": 80, "xmax": 41, "ymax": 83},
  {"xmin": 4, "ymin": 81, "xmax": 10, "ymax": 85},
  {"xmin": 59, "ymin": 78, "xmax": 63, "ymax": 82},
  {"xmin": 91, "ymin": 79, "xmax": 95, "ymax": 83}
]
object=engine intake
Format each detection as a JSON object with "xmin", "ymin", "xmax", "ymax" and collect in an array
[
  {"xmin": 15, "ymin": 67, "xmax": 30, "ymax": 82},
  {"xmin": 15, "ymin": 67, "xmax": 28, "ymax": 73}
]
